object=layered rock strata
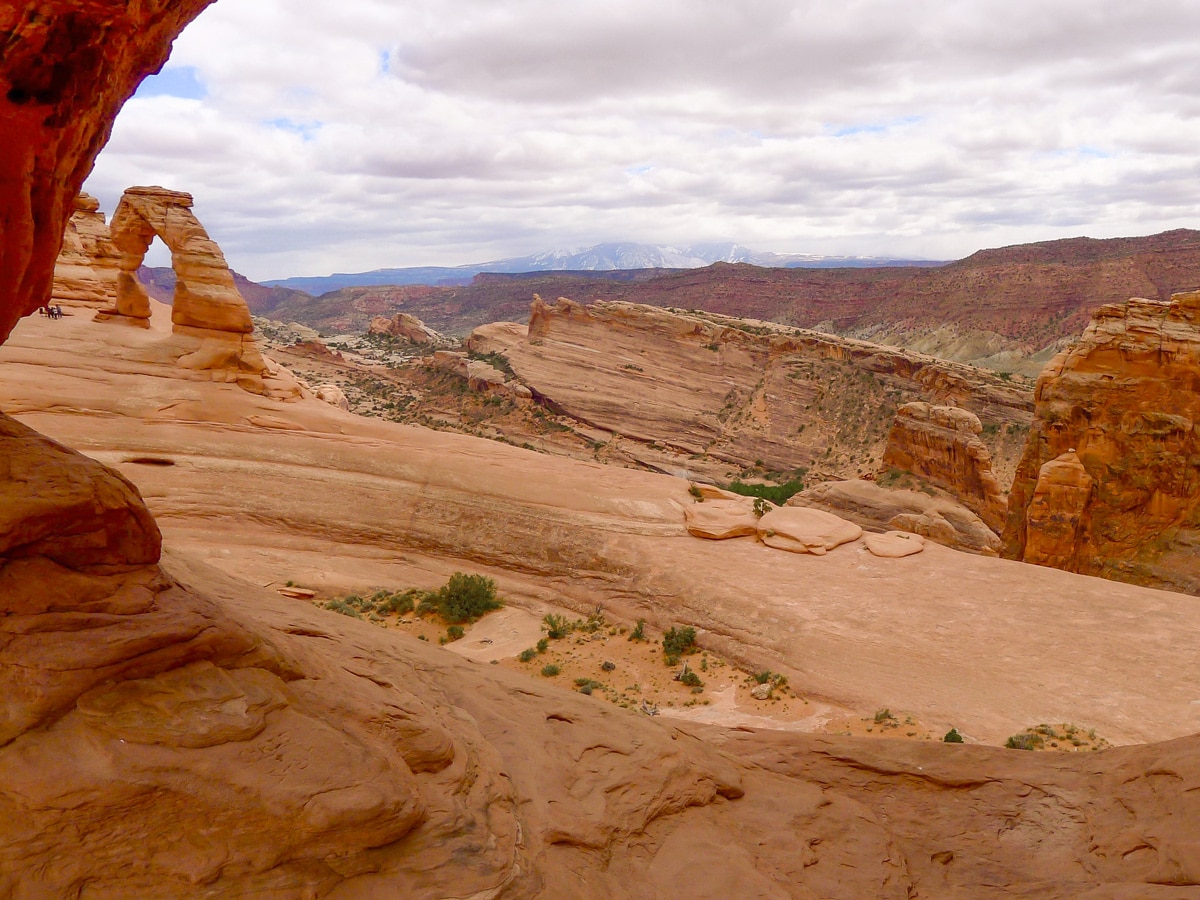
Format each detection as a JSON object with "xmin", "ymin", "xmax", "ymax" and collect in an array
[
  {"xmin": 471, "ymin": 297, "xmax": 1032, "ymax": 478},
  {"xmin": 881, "ymin": 401, "xmax": 1007, "ymax": 532},
  {"xmin": 50, "ymin": 192, "xmax": 120, "ymax": 308},
  {"xmin": 1003, "ymin": 291, "xmax": 1200, "ymax": 594}
]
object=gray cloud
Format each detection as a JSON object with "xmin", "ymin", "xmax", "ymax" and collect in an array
[{"xmin": 84, "ymin": 0, "xmax": 1200, "ymax": 280}]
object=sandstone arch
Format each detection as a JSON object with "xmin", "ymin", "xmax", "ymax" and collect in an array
[{"xmin": 108, "ymin": 185, "xmax": 252, "ymax": 334}]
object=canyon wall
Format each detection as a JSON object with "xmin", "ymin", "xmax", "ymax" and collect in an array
[
  {"xmin": 1003, "ymin": 291, "xmax": 1200, "ymax": 594},
  {"xmin": 50, "ymin": 192, "xmax": 120, "ymax": 307},
  {"xmin": 473, "ymin": 297, "xmax": 1032, "ymax": 480}
]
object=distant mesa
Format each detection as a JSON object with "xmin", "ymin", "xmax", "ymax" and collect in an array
[{"xmin": 1003, "ymin": 289, "xmax": 1200, "ymax": 595}]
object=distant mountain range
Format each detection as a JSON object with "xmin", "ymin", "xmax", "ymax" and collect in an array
[{"xmin": 262, "ymin": 242, "xmax": 943, "ymax": 295}]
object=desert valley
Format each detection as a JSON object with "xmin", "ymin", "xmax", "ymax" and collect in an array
[{"xmin": 5, "ymin": 2, "xmax": 1200, "ymax": 898}]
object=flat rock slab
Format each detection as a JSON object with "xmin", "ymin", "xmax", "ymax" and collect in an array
[
  {"xmin": 864, "ymin": 531, "xmax": 925, "ymax": 558},
  {"xmin": 757, "ymin": 507, "xmax": 862, "ymax": 555}
]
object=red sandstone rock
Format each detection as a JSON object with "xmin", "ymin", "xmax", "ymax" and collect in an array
[
  {"xmin": 51, "ymin": 192, "xmax": 121, "ymax": 308},
  {"xmin": 1003, "ymin": 291, "xmax": 1200, "ymax": 593},
  {"xmin": 368, "ymin": 311, "xmax": 444, "ymax": 344},
  {"xmin": 881, "ymin": 401, "xmax": 1007, "ymax": 532}
]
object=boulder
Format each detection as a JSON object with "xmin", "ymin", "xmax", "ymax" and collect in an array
[
  {"xmin": 864, "ymin": 531, "xmax": 926, "ymax": 558},
  {"xmin": 792, "ymin": 478, "xmax": 1002, "ymax": 556},
  {"xmin": 757, "ymin": 507, "xmax": 862, "ymax": 555},
  {"xmin": 314, "ymin": 383, "xmax": 350, "ymax": 411},
  {"xmin": 684, "ymin": 497, "xmax": 760, "ymax": 539}
]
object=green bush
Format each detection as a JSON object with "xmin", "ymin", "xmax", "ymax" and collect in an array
[
  {"xmin": 378, "ymin": 589, "xmax": 418, "ymax": 615},
  {"xmin": 324, "ymin": 599, "xmax": 363, "ymax": 619},
  {"xmin": 421, "ymin": 573, "xmax": 502, "ymax": 623},
  {"xmin": 629, "ymin": 619, "xmax": 646, "ymax": 642},
  {"xmin": 536, "ymin": 637, "xmax": 549, "ymax": 653},
  {"xmin": 518, "ymin": 648, "xmax": 537, "ymax": 663},
  {"xmin": 679, "ymin": 670, "xmax": 703, "ymax": 688},
  {"xmin": 726, "ymin": 477, "xmax": 806, "ymax": 506},
  {"xmin": 541, "ymin": 664, "xmax": 561, "ymax": 677},
  {"xmin": 663, "ymin": 626, "xmax": 697, "ymax": 658},
  {"xmin": 543, "ymin": 613, "xmax": 571, "ymax": 639},
  {"xmin": 1005, "ymin": 732, "xmax": 1043, "ymax": 751},
  {"xmin": 445, "ymin": 624, "xmax": 465, "ymax": 642},
  {"xmin": 943, "ymin": 728, "xmax": 964, "ymax": 743}
]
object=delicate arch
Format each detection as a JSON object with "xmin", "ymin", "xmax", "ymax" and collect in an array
[{"xmin": 109, "ymin": 186, "xmax": 252, "ymax": 334}]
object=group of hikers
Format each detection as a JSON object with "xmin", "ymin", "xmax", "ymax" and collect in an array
[{"xmin": 38, "ymin": 304, "xmax": 65, "ymax": 319}]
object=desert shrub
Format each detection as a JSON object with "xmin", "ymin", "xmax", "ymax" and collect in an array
[
  {"xmin": 943, "ymin": 728, "xmax": 964, "ymax": 743},
  {"xmin": 679, "ymin": 670, "xmax": 703, "ymax": 688},
  {"xmin": 445, "ymin": 624, "xmax": 465, "ymax": 642},
  {"xmin": 536, "ymin": 637, "xmax": 549, "ymax": 653},
  {"xmin": 518, "ymin": 648, "xmax": 537, "ymax": 663},
  {"xmin": 753, "ymin": 671, "xmax": 773, "ymax": 684},
  {"xmin": 378, "ymin": 589, "xmax": 418, "ymax": 615},
  {"xmin": 324, "ymin": 599, "xmax": 363, "ymax": 619},
  {"xmin": 726, "ymin": 477, "xmax": 806, "ymax": 506},
  {"xmin": 688, "ymin": 484, "xmax": 704, "ymax": 502},
  {"xmin": 574, "ymin": 678, "xmax": 604, "ymax": 695},
  {"xmin": 601, "ymin": 660, "xmax": 616, "ymax": 672},
  {"xmin": 543, "ymin": 613, "xmax": 571, "ymax": 639},
  {"xmin": 663, "ymin": 626, "xmax": 697, "ymax": 657},
  {"xmin": 1005, "ymin": 732, "xmax": 1043, "ymax": 751},
  {"xmin": 431, "ymin": 572, "xmax": 502, "ymax": 623},
  {"xmin": 629, "ymin": 619, "xmax": 646, "ymax": 642},
  {"xmin": 416, "ymin": 592, "xmax": 440, "ymax": 616},
  {"xmin": 874, "ymin": 708, "xmax": 896, "ymax": 724},
  {"xmin": 541, "ymin": 664, "xmax": 561, "ymax": 677}
]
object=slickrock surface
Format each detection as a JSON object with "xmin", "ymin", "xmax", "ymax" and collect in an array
[
  {"xmin": 881, "ymin": 401, "xmax": 1007, "ymax": 531},
  {"xmin": 471, "ymin": 297, "xmax": 1033, "ymax": 479},
  {"xmin": 50, "ymin": 192, "xmax": 121, "ymax": 308},
  {"xmin": 1004, "ymin": 291, "xmax": 1200, "ymax": 595}
]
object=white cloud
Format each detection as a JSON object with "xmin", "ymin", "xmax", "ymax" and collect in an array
[{"xmin": 84, "ymin": 0, "xmax": 1200, "ymax": 279}]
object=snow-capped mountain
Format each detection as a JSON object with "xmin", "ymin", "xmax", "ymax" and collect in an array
[{"xmin": 264, "ymin": 242, "xmax": 939, "ymax": 295}]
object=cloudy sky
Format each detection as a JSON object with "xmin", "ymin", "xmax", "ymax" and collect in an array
[{"xmin": 84, "ymin": 0, "xmax": 1200, "ymax": 281}]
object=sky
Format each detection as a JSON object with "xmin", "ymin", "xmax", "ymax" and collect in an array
[{"xmin": 84, "ymin": 0, "xmax": 1200, "ymax": 281}]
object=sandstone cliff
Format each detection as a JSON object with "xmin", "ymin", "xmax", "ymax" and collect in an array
[
  {"xmin": 471, "ymin": 296, "xmax": 1032, "ymax": 482},
  {"xmin": 1003, "ymin": 291, "xmax": 1200, "ymax": 594},
  {"xmin": 881, "ymin": 401, "xmax": 1007, "ymax": 532}
]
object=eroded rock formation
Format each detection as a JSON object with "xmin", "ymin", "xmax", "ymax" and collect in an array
[
  {"xmin": 368, "ymin": 311, "xmax": 445, "ymax": 344},
  {"xmin": 881, "ymin": 401, "xmax": 1007, "ymax": 532},
  {"xmin": 471, "ymin": 296, "xmax": 1032, "ymax": 480},
  {"xmin": 50, "ymin": 192, "xmax": 120, "ymax": 308},
  {"xmin": 1003, "ymin": 292, "xmax": 1200, "ymax": 594}
]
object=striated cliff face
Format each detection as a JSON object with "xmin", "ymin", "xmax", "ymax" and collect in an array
[
  {"xmin": 1003, "ymin": 291, "xmax": 1200, "ymax": 594},
  {"xmin": 881, "ymin": 402, "xmax": 1007, "ymax": 532},
  {"xmin": 474, "ymin": 296, "xmax": 1032, "ymax": 480}
]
